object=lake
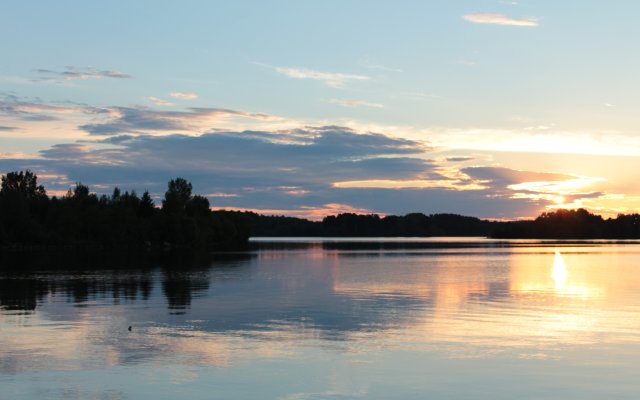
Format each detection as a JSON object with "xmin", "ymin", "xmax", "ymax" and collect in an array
[{"xmin": 2, "ymin": 238, "xmax": 640, "ymax": 399}]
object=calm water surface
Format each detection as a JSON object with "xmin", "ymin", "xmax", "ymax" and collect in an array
[{"xmin": 2, "ymin": 238, "xmax": 640, "ymax": 399}]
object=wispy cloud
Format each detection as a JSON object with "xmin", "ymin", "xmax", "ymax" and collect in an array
[
  {"xmin": 270, "ymin": 65, "xmax": 369, "ymax": 88},
  {"xmin": 0, "ymin": 125, "xmax": 18, "ymax": 131},
  {"xmin": 332, "ymin": 179, "xmax": 486, "ymax": 191},
  {"xmin": 0, "ymin": 151, "xmax": 38, "ymax": 159},
  {"xmin": 39, "ymin": 143, "xmax": 126, "ymax": 165},
  {"xmin": 423, "ymin": 127, "xmax": 640, "ymax": 156},
  {"xmin": 508, "ymin": 177, "xmax": 605, "ymax": 196},
  {"xmin": 462, "ymin": 167, "xmax": 575, "ymax": 186},
  {"xmin": 0, "ymin": 95, "xmax": 107, "ymax": 121},
  {"xmin": 170, "ymin": 92, "xmax": 198, "ymax": 100},
  {"xmin": 79, "ymin": 106, "xmax": 279, "ymax": 136},
  {"xmin": 326, "ymin": 99, "xmax": 384, "ymax": 109},
  {"xmin": 37, "ymin": 66, "xmax": 133, "ymax": 80},
  {"xmin": 146, "ymin": 96, "xmax": 174, "ymax": 106},
  {"xmin": 205, "ymin": 192, "xmax": 239, "ymax": 198},
  {"xmin": 364, "ymin": 64, "xmax": 403, "ymax": 73},
  {"xmin": 446, "ymin": 156, "xmax": 474, "ymax": 162},
  {"xmin": 463, "ymin": 13, "xmax": 538, "ymax": 27},
  {"xmin": 0, "ymin": 94, "xmax": 292, "ymax": 138}
]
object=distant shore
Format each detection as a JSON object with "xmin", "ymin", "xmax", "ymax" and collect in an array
[
  {"xmin": 242, "ymin": 208, "xmax": 640, "ymax": 240},
  {"xmin": 4, "ymin": 171, "xmax": 640, "ymax": 252}
]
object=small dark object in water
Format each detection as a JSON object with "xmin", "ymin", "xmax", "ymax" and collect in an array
[{"xmin": 128, "ymin": 326, "xmax": 132, "ymax": 332}]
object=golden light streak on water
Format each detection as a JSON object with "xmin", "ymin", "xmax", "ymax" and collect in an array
[{"xmin": 552, "ymin": 250, "xmax": 568, "ymax": 290}]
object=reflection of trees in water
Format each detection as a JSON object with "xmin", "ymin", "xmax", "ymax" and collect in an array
[
  {"xmin": 0, "ymin": 277, "xmax": 50, "ymax": 311},
  {"xmin": 162, "ymin": 271, "xmax": 209, "ymax": 313},
  {"xmin": 161, "ymin": 252, "xmax": 210, "ymax": 313},
  {"xmin": 0, "ymin": 248, "xmax": 468, "ymax": 340},
  {"xmin": 0, "ymin": 272, "xmax": 156, "ymax": 312},
  {"xmin": 62, "ymin": 273, "xmax": 156, "ymax": 304},
  {"xmin": 0, "ymin": 250, "xmax": 254, "ymax": 312},
  {"xmin": 0, "ymin": 251, "xmax": 155, "ymax": 311},
  {"xmin": 0, "ymin": 249, "xmax": 435, "ymax": 338},
  {"xmin": 160, "ymin": 252, "xmax": 255, "ymax": 314}
]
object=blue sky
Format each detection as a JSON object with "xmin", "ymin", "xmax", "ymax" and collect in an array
[{"xmin": 2, "ymin": 1, "xmax": 640, "ymax": 219}]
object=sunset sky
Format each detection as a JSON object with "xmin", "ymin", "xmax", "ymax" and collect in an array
[{"xmin": 2, "ymin": 1, "xmax": 640, "ymax": 219}]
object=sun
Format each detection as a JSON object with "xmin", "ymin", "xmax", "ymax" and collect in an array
[{"xmin": 553, "ymin": 195, "xmax": 566, "ymax": 204}]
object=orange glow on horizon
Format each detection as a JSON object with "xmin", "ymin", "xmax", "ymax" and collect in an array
[{"xmin": 212, "ymin": 203, "xmax": 379, "ymax": 221}]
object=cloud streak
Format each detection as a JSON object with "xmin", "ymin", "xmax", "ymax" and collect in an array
[
  {"xmin": 463, "ymin": 13, "xmax": 538, "ymax": 27},
  {"xmin": 79, "ymin": 107, "xmax": 279, "ymax": 136},
  {"xmin": 273, "ymin": 66, "xmax": 369, "ymax": 88},
  {"xmin": 424, "ymin": 128, "xmax": 640, "ymax": 156},
  {"xmin": 0, "ymin": 95, "xmax": 292, "ymax": 140},
  {"xmin": 445, "ymin": 156, "xmax": 474, "ymax": 162},
  {"xmin": 0, "ymin": 95, "xmax": 108, "ymax": 122},
  {"xmin": 170, "ymin": 92, "xmax": 198, "ymax": 100},
  {"xmin": 364, "ymin": 64, "xmax": 403, "ymax": 73},
  {"xmin": 37, "ymin": 66, "xmax": 133, "ymax": 80},
  {"xmin": 147, "ymin": 96, "xmax": 174, "ymax": 106},
  {"xmin": 327, "ymin": 99, "xmax": 384, "ymax": 109},
  {"xmin": 462, "ymin": 167, "xmax": 574, "ymax": 186}
]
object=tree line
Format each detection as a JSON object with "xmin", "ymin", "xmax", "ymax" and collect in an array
[
  {"xmin": 242, "ymin": 212, "xmax": 496, "ymax": 237},
  {"xmin": 3, "ymin": 170, "xmax": 640, "ymax": 248},
  {"xmin": 243, "ymin": 207, "xmax": 640, "ymax": 239},
  {"xmin": 0, "ymin": 170, "xmax": 250, "ymax": 249}
]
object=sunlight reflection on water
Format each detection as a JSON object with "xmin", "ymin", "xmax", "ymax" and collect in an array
[{"xmin": 552, "ymin": 249, "xmax": 569, "ymax": 289}]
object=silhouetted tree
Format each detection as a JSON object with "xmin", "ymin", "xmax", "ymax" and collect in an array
[
  {"xmin": 0, "ymin": 170, "xmax": 46, "ymax": 199},
  {"xmin": 112, "ymin": 187, "xmax": 121, "ymax": 202},
  {"xmin": 72, "ymin": 183, "xmax": 90, "ymax": 200},
  {"xmin": 0, "ymin": 170, "xmax": 49, "ymax": 243},
  {"xmin": 162, "ymin": 178, "xmax": 192, "ymax": 214},
  {"xmin": 138, "ymin": 191, "xmax": 155, "ymax": 218}
]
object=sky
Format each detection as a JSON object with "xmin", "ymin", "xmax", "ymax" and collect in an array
[{"xmin": 2, "ymin": 0, "xmax": 640, "ymax": 219}]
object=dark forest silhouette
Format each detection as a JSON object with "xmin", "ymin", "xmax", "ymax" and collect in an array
[
  {"xmin": 0, "ymin": 170, "xmax": 250, "ymax": 249},
  {"xmin": 3, "ymin": 170, "xmax": 640, "ymax": 250},
  {"xmin": 244, "ymin": 208, "xmax": 640, "ymax": 239}
]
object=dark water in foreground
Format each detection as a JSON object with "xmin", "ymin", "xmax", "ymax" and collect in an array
[{"xmin": 2, "ymin": 238, "xmax": 640, "ymax": 399}]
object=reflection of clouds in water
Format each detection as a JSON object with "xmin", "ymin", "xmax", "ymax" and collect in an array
[
  {"xmin": 3, "ymin": 245, "xmax": 640, "ymax": 376},
  {"xmin": 0, "ymin": 313, "xmax": 92, "ymax": 373},
  {"xmin": 53, "ymin": 388, "xmax": 127, "ymax": 400},
  {"xmin": 0, "ymin": 312, "xmax": 302, "ymax": 374}
]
